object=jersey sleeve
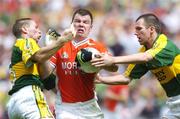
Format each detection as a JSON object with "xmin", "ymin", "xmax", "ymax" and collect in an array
[
  {"xmin": 94, "ymin": 40, "xmax": 109, "ymax": 54},
  {"xmin": 146, "ymin": 34, "xmax": 178, "ymax": 68},
  {"xmin": 20, "ymin": 38, "xmax": 40, "ymax": 67},
  {"xmin": 124, "ymin": 63, "xmax": 149, "ymax": 79},
  {"xmin": 50, "ymin": 55, "xmax": 57, "ymax": 68}
]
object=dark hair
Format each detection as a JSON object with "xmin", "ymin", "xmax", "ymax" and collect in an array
[
  {"xmin": 136, "ymin": 13, "xmax": 161, "ymax": 34},
  {"xmin": 71, "ymin": 9, "xmax": 93, "ymax": 24},
  {"xmin": 12, "ymin": 18, "xmax": 32, "ymax": 38}
]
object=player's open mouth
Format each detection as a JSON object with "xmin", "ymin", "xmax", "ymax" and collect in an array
[
  {"xmin": 137, "ymin": 37, "xmax": 142, "ymax": 42},
  {"xmin": 137, "ymin": 36, "xmax": 141, "ymax": 40},
  {"xmin": 77, "ymin": 29, "xmax": 84, "ymax": 33},
  {"xmin": 38, "ymin": 35, "xmax": 41, "ymax": 40}
]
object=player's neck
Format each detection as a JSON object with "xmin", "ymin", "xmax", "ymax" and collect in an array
[
  {"xmin": 74, "ymin": 36, "xmax": 87, "ymax": 43},
  {"xmin": 146, "ymin": 32, "xmax": 158, "ymax": 49},
  {"xmin": 21, "ymin": 34, "xmax": 29, "ymax": 39}
]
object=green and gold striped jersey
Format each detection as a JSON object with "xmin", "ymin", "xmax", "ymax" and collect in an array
[
  {"xmin": 9, "ymin": 38, "xmax": 43, "ymax": 95},
  {"xmin": 125, "ymin": 34, "xmax": 180, "ymax": 97}
]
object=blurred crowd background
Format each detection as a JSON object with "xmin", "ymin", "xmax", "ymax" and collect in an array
[{"xmin": 0, "ymin": 0, "xmax": 180, "ymax": 119}]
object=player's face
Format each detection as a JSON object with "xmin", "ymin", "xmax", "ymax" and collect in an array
[
  {"xmin": 72, "ymin": 14, "xmax": 92, "ymax": 39},
  {"xmin": 134, "ymin": 18, "xmax": 152, "ymax": 46},
  {"xmin": 27, "ymin": 20, "xmax": 41, "ymax": 42}
]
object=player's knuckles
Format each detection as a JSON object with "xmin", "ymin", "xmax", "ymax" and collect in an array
[{"xmin": 52, "ymin": 33, "xmax": 57, "ymax": 37}]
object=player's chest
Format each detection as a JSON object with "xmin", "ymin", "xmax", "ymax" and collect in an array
[{"xmin": 58, "ymin": 43, "xmax": 93, "ymax": 61}]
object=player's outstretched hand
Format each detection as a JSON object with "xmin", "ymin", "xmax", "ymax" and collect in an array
[
  {"xmin": 45, "ymin": 28, "xmax": 61, "ymax": 45},
  {"xmin": 60, "ymin": 24, "xmax": 76, "ymax": 43},
  {"xmin": 47, "ymin": 28, "xmax": 61, "ymax": 38},
  {"xmin": 91, "ymin": 53, "xmax": 114, "ymax": 67}
]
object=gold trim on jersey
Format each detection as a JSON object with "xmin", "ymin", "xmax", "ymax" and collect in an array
[
  {"xmin": 124, "ymin": 64, "xmax": 136, "ymax": 77},
  {"xmin": 146, "ymin": 34, "xmax": 167, "ymax": 57},
  {"xmin": 124, "ymin": 46, "xmax": 146, "ymax": 77},
  {"xmin": 173, "ymin": 54, "xmax": 180, "ymax": 74},
  {"xmin": 32, "ymin": 85, "xmax": 54, "ymax": 118}
]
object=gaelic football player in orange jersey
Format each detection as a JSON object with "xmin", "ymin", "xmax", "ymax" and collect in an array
[{"xmin": 50, "ymin": 9, "xmax": 118, "ymax": 119}]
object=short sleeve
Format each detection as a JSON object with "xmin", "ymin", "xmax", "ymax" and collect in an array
[
  {"xmin": 124, "ymin": 63, "xmax": 148, "ymax": 79},
  {"xmin": 92, "ymin": 40, "xmax": 109, "ymax": 54}
]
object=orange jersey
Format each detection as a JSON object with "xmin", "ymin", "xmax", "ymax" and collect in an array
[{"xmin": 50, "ymin": 38, "xmax": 108, "ymax": 103}]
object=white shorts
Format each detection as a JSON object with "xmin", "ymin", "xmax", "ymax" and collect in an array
[
  {"xmin": 55, "ymin": 98, "xmax": 104, "ymax": 119},
  {"xmin": 7, "ymin": 85, "xmax": 54, "ymax": 119},
  {"xmin": 162, "ymin": 95, "xmax": 180, "ymax": 119}
]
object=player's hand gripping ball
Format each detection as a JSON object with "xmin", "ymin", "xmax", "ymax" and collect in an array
[
  {"xmin": 45, "ymin": 28, "xmax": 61, "ymax": 46},
  {"xmin": 76, "ymin": 47, "xmax": 100, "ymax": 73}
]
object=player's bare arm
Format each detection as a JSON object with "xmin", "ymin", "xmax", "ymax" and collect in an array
[
  {"xmin": 113, "ymin": 52, "xmax": 153, "ymax": 64},
  {"xmin": 92, "ymin": 53, "xmax": 118, "ymax": 72},
  {"xmin": 95, "ymin": 73, "xmax": 130, "ymax": 85},
  {"xmin": 31, "ymin": 30, "xmax": 74, "ymax": 63},
  {"xmin": 91, "ymin": 52, "xmax": 153, "ymax": 67},
  {"xmin": 38, "ymin": 61, "xmax": 52, "ymax": 79},
  {"xmin": 34, "ymin": 28, "xmax": 75, "ymax": 90}
]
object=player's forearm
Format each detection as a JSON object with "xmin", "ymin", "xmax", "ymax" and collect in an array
[
  {"xmin": 113, "ymin": 52, "xmax": 153, "ymax": 64},
  {"xmin": 100, "ymin": 75, "xmax": 130, "ymax": 85},
  {"xmin": 33, "ymin": 37, "xmax": 68, "ymax": 63},
  {"xmin": 38, "ymin": 61, "xmax": 53, "ymax": 79}
]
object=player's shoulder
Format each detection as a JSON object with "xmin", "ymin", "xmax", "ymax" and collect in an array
[
  {"xmin": 88, "ymin": 38, "xmax": 107, "ymax": 53},
  {"xmin": 89, "ymin": 38, "xmax": 100, "ymax": 43},
  {"xmin": 152, "ymin": 34, "xmax": 177, "ymax": 51},
  {"xmin": 15, "ymin": 38, "xmax": 36, "ymax": 45},
  {"xmin": 59, "ymin": 41, "xmax": 71, "ymax": 51},
  {"xmin": 88, "ymin": 38, "xmax": 105, "ymax": 47},
  {"xmin": 15, "ymin": 38, "xmax": 39, "ymax": 51},
  {"xmin": 14, "ymin": 38, "xmax": 26, "ymax": 48},
  {"xmin": 55, "ymin": 41, "xmax": 71, "ymax": 56}
]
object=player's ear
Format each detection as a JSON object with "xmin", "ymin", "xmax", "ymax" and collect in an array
[
  {"xmin": 21, "ymin": 26, "xmax": 28, "ymax": 34},
  {"xmin": 150, "ymin": 26, "xmax": 155, "ymax": 33}
]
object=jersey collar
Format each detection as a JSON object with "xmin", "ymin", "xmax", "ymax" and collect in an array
[{"xmin": 71, "ymin": 38, "xmax": 89, "ymax": 49}]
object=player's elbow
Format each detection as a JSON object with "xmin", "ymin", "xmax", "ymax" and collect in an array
[
  {"xmin": 37, "ymin": 56, "xmax": 47, "ymax": 63},
  {"xmin": 114, "ymin": 75, "xmax": 130, "ymax": 85},
  {"xmin": 32, "ymin": 54, "xmax": 46, "ymax": 63}
]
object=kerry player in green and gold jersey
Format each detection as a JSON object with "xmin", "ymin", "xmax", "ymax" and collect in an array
[
  {"xmin": 91, "ymin": 13, "xmax": 180, "ymax": 119},
  {"xmin": 7, "ymin": 18, "xmax": 74, "ymax": 119}
]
